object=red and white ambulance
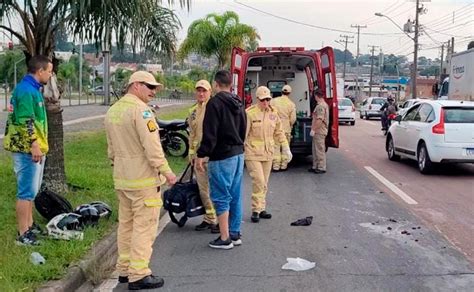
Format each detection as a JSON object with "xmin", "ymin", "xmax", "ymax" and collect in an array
[{"xmin": 231, "ymin": 46, "xmax": 339, "ymax": 155}]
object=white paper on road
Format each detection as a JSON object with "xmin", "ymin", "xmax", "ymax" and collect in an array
[{"xmin": 281, "ymin": 257, "xmax": 316, "ymax": 271}]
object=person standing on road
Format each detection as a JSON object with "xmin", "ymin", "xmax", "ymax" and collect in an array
[
  {"xmin": 270, "ymin": 84, "xmax": 296, "ymax": 171},
  {"xmin": 105, "ymin": 71, "xmax": 177, "ymax": 290},
  {"xmin": 196, "ymin": 70, "xmax": 246, "ymax": 250},
  {"xmin": 309, "ymin": 89, "xmax": 329, "ymax": 174},
  {"xmin": 245, "ymin": 86, "xmax": 292, "ymax": 223},
  {"xmin": 187, "ymin": 80, "xmax": 218, "ymax": 233},
  {"xmin": 3, "ymin": 55, "xmax": 53, "ymax": 246}
]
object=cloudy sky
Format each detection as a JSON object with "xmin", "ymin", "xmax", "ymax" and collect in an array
[{"xmin": 173, "ymin": 0, "xmax": 473, "ymax": 59}]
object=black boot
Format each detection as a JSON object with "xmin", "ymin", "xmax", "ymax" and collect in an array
[
  {"xmin": 128, "ymin": 275, "xmax": 164, "ymax": 290},
  {"xmin": 118, "ymin": 276, "xmax": 128, "ymax": 283},
  {"xmin": 259, "ymin": 210, "xmax": 272, "ymax": 219},
  {"xmin": 251, "ymin": 212, "xmax": 260, "ymax": 223}
]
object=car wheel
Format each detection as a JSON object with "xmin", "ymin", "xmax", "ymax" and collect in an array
[
  {"xmin": 387, "ymin": 136, "xmax": 400, "ymax": 161},
  {"xmin": 417, "ymin": 142, "xmax": 434, "ymax": 174},
  {"xmin": 350, "ymin": 121, "xmax": 355, "ymax": 126}
]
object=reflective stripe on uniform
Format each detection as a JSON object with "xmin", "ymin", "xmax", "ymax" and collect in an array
[
  {"xmin": 252, "ymin": 192, "xmax": 266, "ymax": 199},
  {"xmin": 251, "ymin": 140, "xmax": 264, "ymax": 146},
  {"xmin": 119, "ymin": 253, "xmax": 130, "ymax": 261},
  {"xmin": 107, "ymin": 100, "xmax": 135, "ymax": 124},
  {"xmin": 144, "ymin": 198, "xmax": 163, "ymax": 207},
  {"xmin": 130, "ymin": 259, "xmax": 149, "ymax": 270},
  {"xmin": 114, "ymin": 177, "xmax": 160, "ymax": 189}
]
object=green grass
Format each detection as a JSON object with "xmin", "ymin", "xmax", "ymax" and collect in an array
[{"xmin": 0, "ymin": 106, "xmax": 189, "ymax": 291}]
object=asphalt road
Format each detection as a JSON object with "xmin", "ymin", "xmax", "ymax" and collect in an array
[{"xmin": 106, "ymin": 115, "xmax": 474, "ymax": 292}]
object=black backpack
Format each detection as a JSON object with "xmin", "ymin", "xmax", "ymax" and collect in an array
[
  {"xmin": 35, "ymin": 189, "xmax": 74, "ymax": 220},
  {"xmin": 163, "ymin": 163, "xmax": 205, "ymax": 227}
]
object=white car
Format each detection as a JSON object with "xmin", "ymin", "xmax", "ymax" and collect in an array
[
  {"xmin": 386, "ymin": 100, "xmax": 474, "ymax": 174},
  {"xmin": 338, "ymin": 98, "xmax": 356, "ymax": 125},
  {"xmin": 398, "ymin": 98, "xmax": 422, "ymax": 116},
  {"xmin": 360, "ymin": 97, "xmax": 386, "ymax": 119}
]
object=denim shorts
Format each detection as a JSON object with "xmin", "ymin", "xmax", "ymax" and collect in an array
[{"xmin": 13, "ymin": 152, "xmax": 45, "ymax": 201}]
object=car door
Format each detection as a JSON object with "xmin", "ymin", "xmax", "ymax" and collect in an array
[
  {"xmin": 230, "ymin": 47, "xmax": 246, "ymax": 98},
  {"xmin": 396, "ymin": 104, "xmax": 421, "ymax": 153},
  {"xmin": 405, "ymin": 103, "xmax": 434, "ymax": 155}
]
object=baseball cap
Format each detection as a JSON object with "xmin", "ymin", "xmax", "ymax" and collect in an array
[
  {"xmin": 282, "ymin": 85, "xmax": 292, "ymax": 93},
  {"xmin": 256, "ymin": 86, "xmax": 272, "ymax": 100},
  {"xmin": 128, "ymin": 71, "xmax": 162, "ymax": 88},
  {"xmin": 195, "ymin": 80, "xmax": 211, "ymax": 91}
]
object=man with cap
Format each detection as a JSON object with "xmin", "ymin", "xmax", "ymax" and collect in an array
[
  {"xmin": 270, "ymin": 84, "xmax": 296, "ymax": 171},
  {"xmin": 309, "ymin": 89, "xmax": 329, "ymax": 174},
  {"xmin": 105, "ymin": 71, "xmax": 177, "ymax": 290},
  {"xmin": 187, "ymin": 80, "xmax": 218, "ymax": 233},
  {"xmin": 245, "ymin": 86, "xmax": 292, "ymax": 223}
]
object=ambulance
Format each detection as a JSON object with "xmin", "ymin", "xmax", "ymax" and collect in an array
[{"xmin": 231, "ymin": 46, "xmax": 339, "ymax": 155}]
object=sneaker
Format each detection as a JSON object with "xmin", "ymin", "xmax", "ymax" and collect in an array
[
  {"xmin": 314, "ymin": 169, "xmax": 326, "ymax": 174},
  {"xmin": 209, "ymin": 236, "xmax": 234, "ymax": 250},
  {"xmin": 210, "ymin": 224, "xmax": 220, "ymax": 234},
  {"xmin": 230, "ymin": 234, "xmax": 242, "ymax": 246},
  {"xmin": 118, "ymin": 276, "xmax": 128, "ymax": 283},
  {"xmin": 272, "ymin": 168, "xmax": 280, "ymax": 172},
  {"xmin": 29, "ymin": 222, "xmax": 45, "ymax": 235},
  {"xmin": 16, "ymin": 230, "xmax": 40, "ymax": 246},
  {"xmin": 195, "ymin": 221, "xmax": 212, "ymax": 231},
  {"xmin": 128, "ymin": 275, "xmax": 164, "ymax": 290},
  {"xmin": 259, "ymin": 210, "xmax": 272, "ymax": 219},
  {"xmin": 307, "ymin": 168, "xmax": 316, "ymax": 173},
  {"xmin": 251, "ymin": 212, "xmax": 260, "ymax": 223}
]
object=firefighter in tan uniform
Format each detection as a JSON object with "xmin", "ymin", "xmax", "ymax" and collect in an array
[
  {"xmin": 105, "ymin": 71, "xmax": 177, "ymax": 290},
  {"xmin": 309, "ymin": 89, "xmax": 330, "ymax": 174},
  {"xmin": 187, "ymin": 80, "xmax": 218, "ymax": 233},
  {"xmin": 270, "ymin": 84, "xmax": 296, "ymax": 171},
  {"xmin": 245, "ymin": 86, "xmax": 292, "ymax": 223}
]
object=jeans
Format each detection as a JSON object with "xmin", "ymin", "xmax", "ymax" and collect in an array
[
  {"xmin": 13, "ymin": 152, "xmax": 45, "ymax": 201},
  {"xmin": 208, "ymin": 154, "xmax": 244, "ymax": 235}
]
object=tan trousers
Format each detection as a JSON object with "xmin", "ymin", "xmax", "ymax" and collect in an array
[
  {"xmin": 312, "ymin": 134, "xmax": 327, "ymax": 171},
  {"xmin": 194, "ymin": 162, "xmax": 217, "ymax": 224},
  {"xmin": 116, "ymin": 188, "xmax": 162, "ymax": 282},
  {"xmin": 272, "ymin": 133, "xmax": 292, "ymax": 170},
  {"xmin": 246, "ymin": 160, "xmax": 272, "ymax": 213}
]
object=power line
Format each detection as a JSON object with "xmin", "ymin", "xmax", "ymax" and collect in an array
[
  {"xmin": 422, "ymin": 2, "xmax": 473, "ymax": 26},
  {"xmin": 360, "ymin": 0, "xmax": 405, "ymax": 25},
  {"xmin": 424, "ymin": 27, "xmax": 473, "ymax": 39},
  {"xmin": 365, "ymin": 4, "xmax": 416, "ymax": 26}
]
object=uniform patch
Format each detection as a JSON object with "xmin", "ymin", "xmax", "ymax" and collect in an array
[
  {"xmin": 142, "ymin": 110, "xmax": 153, "ymax": 119},
  {"xmin": 269, "ymin": 114, "xmax": 276, "ymax": 121},
  {"xmin": 147, "ymin": 120, "xmax": 158, "ymax": 132}
]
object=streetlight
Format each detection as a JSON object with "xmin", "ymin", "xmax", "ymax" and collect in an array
[{"xmin": 375, "ymin": 10, "xmax": 419, "ymax": 99}]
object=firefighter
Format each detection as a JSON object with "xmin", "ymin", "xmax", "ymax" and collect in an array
[
  {"xmin": 309, "ymin": 89, "xmax": 329, "ymax": 174},
  {"xmin": 105, "ymin": 71, "xmax": 177, "ymax": 290},
  {"xmin": 270, "ymin": 84, "xmax": 296, "ymax": 171},
  {"xmin": 187, "ymin": 80, "xmax": 218, "ymax": 233},
  {"xmin": 245, "ymin": 86, "xmax": 292, "ymax": 223}
]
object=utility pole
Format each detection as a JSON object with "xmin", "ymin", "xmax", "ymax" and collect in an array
[
  {"xmin": 439, "ymin": 43, "xmax": 444, "ymax": 78},
  {"xmin": 351, "ymin": 24, "xmax": 367, "ymax": 100},
  {"xmin": 368, "ymin": 45, "xmax": 379, "ymax": 98},
  {"xmin": 412, "ymin": 0, "xmax": 421, "ymax": 99},
  {"xmin": 338, "ymin": 34, "xmax": 354, "ymax": 79}
]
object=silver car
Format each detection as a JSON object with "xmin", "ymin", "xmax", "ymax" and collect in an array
[{"xmin": 360, "ymin": 97, "xmax": 386, "ymax": 119}]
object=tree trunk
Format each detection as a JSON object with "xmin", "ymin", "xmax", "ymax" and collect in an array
[{"xmin": 41, "ymin": 74, "xmax": 68, "ymax": 194}]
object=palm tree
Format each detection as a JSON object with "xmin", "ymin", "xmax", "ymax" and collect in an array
[
  {"xmin": 0, "ymin": 0, "xmax": 190, "ymax": 193},
  {"xmin": 178, "ymin": 11, "xmax": 259, "ymax": 69}
]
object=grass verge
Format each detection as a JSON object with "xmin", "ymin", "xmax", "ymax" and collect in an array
[{"xmin": 0, "ymin": 106, "xmax": 189, "ymax": 291}]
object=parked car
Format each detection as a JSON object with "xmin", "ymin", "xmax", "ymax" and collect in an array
[
  {"xmin": 398, "ymin": 98, "xmax": 422, "ymax": 116},
  {"xmin": 359, "ymin": 97, "xmax": 386, "ymax": 119},
  {"xmin": 338, "ymin": 98, "xmax": 356, "ymax": 125},
  {"xmin": 386, "ymin": 100, "xmax": 474, "ymax": 174}
]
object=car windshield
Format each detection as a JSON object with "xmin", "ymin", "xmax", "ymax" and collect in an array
[
  {"xmin": 338, "ymin": 99, "xmax": 352, "ymax": 106},
  {"xmin": 372, "ymin": 98, "xmax": 385, "ymax": 105},
  {"xmin": 444, "ymin": 107, "xmax": 474, "ymax": 123}
]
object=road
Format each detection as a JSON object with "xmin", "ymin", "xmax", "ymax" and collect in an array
[{"xmin": 103, "ymin": 115, "xmax": 474, "ymax": 292}]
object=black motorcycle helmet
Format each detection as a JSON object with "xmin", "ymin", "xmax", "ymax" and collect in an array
[
  {"xmin": 90, "ymin": 201, "xmax": 112, "ymax": 219},
  {"xmin": 74, "ymin": 204, "xmax": 100, "ymax": 227}
]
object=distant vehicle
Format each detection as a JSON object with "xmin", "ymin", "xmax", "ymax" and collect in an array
[
  {"xmin": 231, "ymin": 46, "xmax": 339, "ymax": 155},
  {"xmin": 90, "ymin": 85, "xmax": 115, "ymax": 96},
  {"xmin": 438, "ymin": 48, "xmax": 474, "ymax": 101},
  {"xmin": 338, "ymin": 98, "xmax": 355, "ymax": 125},
  {"xmin": 359, "ymin": 97, "xmax": 386, "ymax": 119},
  {"xmin": 398, "ymin": 98, "xmax": 422, "ymax": 116},
  {"xmin": 386, "ymin": 100, "xmax": 474, "ymax": 174}
]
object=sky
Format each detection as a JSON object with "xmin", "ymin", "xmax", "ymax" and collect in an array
[{"xmin": 172, "ymin": 0, "xmax": 474, "ymax": 59}]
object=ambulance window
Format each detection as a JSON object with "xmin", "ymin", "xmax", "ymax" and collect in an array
[
  {"xmin": 321, "ymin": 54, "xmax": 329, "ymax": 68},
  {"xmin": 232, "ymin": 74, "xmax": 239, "ymax": 94},
  {"xmin": 234, "ymin": 54, "xmax": 242, "ymax": 69},
  {"xmin": 325, "ymin": 73, "xmax": 333, "ymax": 98}
]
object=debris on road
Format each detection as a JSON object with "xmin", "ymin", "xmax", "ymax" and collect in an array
[
  {"xmin": 290, "ymin": 216, "xmax": 313, "ymax": 226},
  {"xmin": 281, "ymin": 257, "xmax": 316, "ymax": 271}
]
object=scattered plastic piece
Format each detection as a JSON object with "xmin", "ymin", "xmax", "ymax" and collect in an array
[
  {"xmin": 290, "ymin": 216, "xmax": 313, "ymax": 226},
  {"xmin": 281, "ymin": 257, "xmax": 315, "ymax": 271},
  {"xmin": 30, "ymin": 252, "xmax": 46, "ymax": 265}
]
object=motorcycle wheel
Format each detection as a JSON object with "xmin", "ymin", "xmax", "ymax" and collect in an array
[{"xmin": 165, "ymin": 132, "xmax": 189, "ymax": 157}]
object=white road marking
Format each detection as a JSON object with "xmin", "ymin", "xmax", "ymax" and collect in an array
[
  {"xmin": 361, "ymin": 119, "xmax": 378, "ymax": 126},
  {"xmin": 364, "ymin": 166, "xmax": 418, "ymax": 205},
  {"xmin": 95, "ymin": 213, "xmax": 172, "ymax": 291}
]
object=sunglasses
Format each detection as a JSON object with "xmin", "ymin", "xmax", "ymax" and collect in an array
[
  {"xmin": 259, "ymin": 98, "xmax": 271, "ymax": 102},
  {"xmin": 141, "ymin": 82, "xmax": 158, "ymax": 90}
]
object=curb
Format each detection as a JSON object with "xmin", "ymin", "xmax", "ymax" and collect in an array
[{"xmin": 37, "ymin": 209, "xmax": 168, "ymax": 291}]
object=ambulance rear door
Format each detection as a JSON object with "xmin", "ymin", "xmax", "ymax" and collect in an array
[{"xmin": 231, "ymin": 47, "xmax": 247, "ymax": 98}]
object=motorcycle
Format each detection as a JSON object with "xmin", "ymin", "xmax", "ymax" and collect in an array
[{"xmin": 149, "ymin": 104, "xmax": 189, "ymax": 157}]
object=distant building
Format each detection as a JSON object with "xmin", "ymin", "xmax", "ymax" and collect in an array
[{"xmin": 405, "ymin": 77, "xmax": 438, "ymax": 99}]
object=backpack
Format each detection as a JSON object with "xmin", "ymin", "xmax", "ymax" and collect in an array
[
  {"xmin": 163, "ymin": 164, "xmax": 205, "ymax": 227},
  {"xmin": 35, "ymin": 189, "xmax": 74, "ymax": 220}
]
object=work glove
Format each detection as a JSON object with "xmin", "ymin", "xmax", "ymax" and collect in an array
[
  {"xmin": 310, "ymin": 130, "xmax": 315, "ymax": 137},
  {"xmin": 283, "ymin": 146, "xmax": 293, "ymax": 163}
]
